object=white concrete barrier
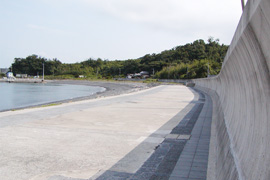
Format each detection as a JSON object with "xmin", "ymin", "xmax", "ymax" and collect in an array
[{"xmin": 194, "ymin": 0, "xmax": 270, "ymax": 179}]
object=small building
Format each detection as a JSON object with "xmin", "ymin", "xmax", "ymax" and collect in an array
[
  {"xmin": 6, "ymin": 72, "xmax": 14, "ymax": 78},
  {"xmin": 140, "ymin": 71, "xmax": 149, "ymax": 76},
  {"xmin": 126, "ymin": 74, "xmax": 133, "ymax": 79},
  {"xmin": 140, "ymin": 71, "xmax": 150, "ymax": 79},
  {"xmin": 134, "ymin": 73, "xmax": 141, "ymax": 78},
  {"xmin": 16, "ymin": 74, "xmax": 28, "ymax": 78},
  {"xmin": 78, "ymin": 75, "xmax": 85, "ymax": 78}
]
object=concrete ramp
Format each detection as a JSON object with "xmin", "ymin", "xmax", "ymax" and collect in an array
[{"xmin": 194, "ymin": 0, "xmax": 270, "ymax": 179}]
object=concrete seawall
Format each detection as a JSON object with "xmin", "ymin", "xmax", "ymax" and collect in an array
[{"xmin": 194, "ymin": 0, "xmax": 270, "ymax": 179}]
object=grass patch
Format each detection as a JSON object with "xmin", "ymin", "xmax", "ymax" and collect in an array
[
  {"xmin": 143, "ymin": 79, "xmax": 159, "ymax": 83},
  {"xmin": 41, "ymin": 103, "xmax": 62, "ymax": 107}
]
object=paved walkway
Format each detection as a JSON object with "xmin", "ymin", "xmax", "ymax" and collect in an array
[
  {"xmin": 0, "ymin": 85, "xmax": 200, "ymax": 180},
  {"xmin": 169, "ymin": 90, "xmax": 212, "ymax": 180},
  {"xmin": 95, "ymin": 89, "xmax": 212, "ymax": 180},
  {"xmin": 0, "ymin": 85, "xmax": 212, "ymax": 180}
]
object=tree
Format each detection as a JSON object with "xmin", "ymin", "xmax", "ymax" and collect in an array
[{"xmin": 10, "ymin": 37, "xmax": 228, "ymax": 79}]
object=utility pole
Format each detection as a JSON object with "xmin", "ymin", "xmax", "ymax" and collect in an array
[
  {"xmin": 207, "ymin": 61, "xmax": 210, "ymax": 78},
  {"xmin": 241, "ymin": 0, "xmax": 245, "ymax": 11},
  {"xmin": 42, "ymin": 62, "xmax": 44, "ymax": 82},
  {"xmin": 119, "ymin": 68, "xmax": 121, "ymax": 78}
]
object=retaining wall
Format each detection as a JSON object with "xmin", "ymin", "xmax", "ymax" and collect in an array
[{"xmin": 194, "ymin": 0, "xmax": 270, "ymax": 179}]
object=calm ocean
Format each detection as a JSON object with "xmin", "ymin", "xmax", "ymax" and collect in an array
[{"xmin": 0, "ymin": 82, "xmax": 105, "ymax": 112}]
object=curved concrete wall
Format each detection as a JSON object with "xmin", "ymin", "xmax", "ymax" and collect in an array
[{"xmin": 194, "ymin": 0, "xmax": 270, "ymax": 179}]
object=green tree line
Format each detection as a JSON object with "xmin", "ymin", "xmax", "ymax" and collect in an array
[{"xmin": 10, "ymin": 37, "xmax": 228, "ymax": 79}]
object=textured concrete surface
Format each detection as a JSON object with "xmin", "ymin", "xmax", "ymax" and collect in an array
[
  {"xmin": 194, "ymin": 0, "xmax": 270, "ymax": 179},
  {"xmin": 169, "ymin": 90, "xmax": 212, "ymax": 180},
  {"xmin": 94, "ymin": 88, "xmax": 212, "ymax": 180},
  {"xmin": 0, "ymin": 85, "xmax": 195, "ymax": 180}
]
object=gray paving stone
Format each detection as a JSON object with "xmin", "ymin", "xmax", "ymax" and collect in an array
[
  {"xmin": 169, "ymin": 89, "xmax": 212, "ymax": 180},
  {"xmin": 177, "ymin": 135, "xmax": 191, "ymax": 140},
  {"xmin": 189, "ymin": 170, "xmax": 207, "ymax": 179},
  {"xmin": 96, "ymin": 89, "xmax": 212, "ymax": 180},
  {"xmin": 191, "ymin": 165, "xmax": 208, "ymax": 172},
  {"xmin": 170, "ymin": 169, "xmax": 190, "ymax": 177},
  {"xmin": 166, "ymin": 134, "xmax": 179, "ymax": 139},
  {"xmin": 169, "ymin": 176, "xmax": 188, "ymax": 180}
]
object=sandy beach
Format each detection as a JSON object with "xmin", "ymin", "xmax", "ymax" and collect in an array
[{"xmin": 48, "ymin": 79, "xmax": 158, "ymax": 99}]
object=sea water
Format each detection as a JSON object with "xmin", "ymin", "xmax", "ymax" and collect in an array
[{"xmin": 0, "ymin": 82, "xmax": 105, "ymax": 112}]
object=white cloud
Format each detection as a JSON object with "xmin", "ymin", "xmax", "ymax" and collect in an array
[
  {"xmin": 1, "ymin": 0, "xmax": 244, "ymax": 67},
  {"xmin": 76, "ymin": 0, "xmax": 242, "ymax": 44},
  {"xmin": 35, "ymin": 0, "xmax": 242, "ymax": 43}
]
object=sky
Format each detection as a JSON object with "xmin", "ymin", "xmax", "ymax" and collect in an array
[{"xmin": 0, "ymin": 0, "xmax": 244, "ymax": 68}]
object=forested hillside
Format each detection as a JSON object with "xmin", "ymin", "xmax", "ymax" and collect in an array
[{"xmin": 11, "ymin": 37, "xmax": 228, "ymax": 79}]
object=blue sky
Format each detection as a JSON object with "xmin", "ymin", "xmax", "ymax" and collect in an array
[{"xmin": 0, "ymin": 0, "xmax": 244, "ymax": 68}]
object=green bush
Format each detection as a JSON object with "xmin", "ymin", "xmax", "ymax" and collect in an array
[
  {"xmin": 143, "ymin": 78, "xmax": 158, "ymax": 83},
  {"xmin": 155, "ymin": 59, "xmax": 221, "ymax": 79}
]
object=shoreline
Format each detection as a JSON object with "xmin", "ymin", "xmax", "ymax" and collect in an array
[
  {"xmin": 0, "ymin": 79, "xmax": 159, "ymax": 112},
  {"xmin": 0, "ymin": 78, "xmax": 43, "ymax": 83}
]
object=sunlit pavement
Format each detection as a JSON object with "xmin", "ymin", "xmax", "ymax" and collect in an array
[{"xmin": 0, "ymin": 85, "xmax": 203, "ymax": 180}]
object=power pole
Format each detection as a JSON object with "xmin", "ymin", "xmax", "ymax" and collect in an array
[
  {"xmin": 207, "ymin": 61, "xmax": 210, "ymax": 78},
  {"xmin": 42, "ymin": 62, "xmax": 44, "ymax": 82}
]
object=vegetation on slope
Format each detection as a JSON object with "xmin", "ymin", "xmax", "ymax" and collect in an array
[{"xmin": 10, "ymin": 37, "xmax": 228, "ymax": 79}]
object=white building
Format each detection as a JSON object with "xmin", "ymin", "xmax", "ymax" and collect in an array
[
  {"xmin": 6, "ymin": 72, "xmax": 14, "ymax": 78},
  {"xmin": 16, "ymin": 74, "xmax": 28, "ymax": 78}
]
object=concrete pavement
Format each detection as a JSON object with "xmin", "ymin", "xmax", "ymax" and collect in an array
[{"xmin": 0, "ymin": 85, "xmax": 198, "ymax": 180}]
